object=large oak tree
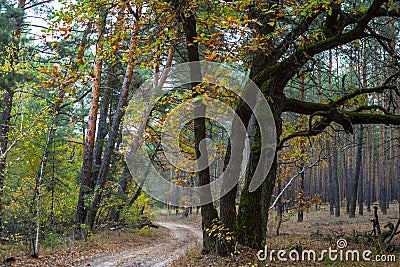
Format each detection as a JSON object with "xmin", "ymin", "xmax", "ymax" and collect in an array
[{"xmin": 171, "ymin": 0, "xmax": 400, "ymax": 254}]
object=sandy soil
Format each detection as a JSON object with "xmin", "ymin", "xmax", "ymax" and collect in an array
[
  {"xmin": 81, "ymin": 221, "xmax": 202, "ymax": 267},
  {"xmin": 11, "ymin": 215, "xmax": 202, "ymax": 267}
]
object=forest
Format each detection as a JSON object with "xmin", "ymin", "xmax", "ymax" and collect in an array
[{"xmin": 0, "ymin": 0, "xmax": 400, "ymax": 266}]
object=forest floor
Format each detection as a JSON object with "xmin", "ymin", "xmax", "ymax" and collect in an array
[
  {"xmin": 6, "ymin": 214, "xmax": 201, "ymax": 267},
  {"xmin": 4, "ymin": 205, "xmax": 400, "ymax": 266},
  {"xmin": 172, "ymin": 204, "xmax": 400, "ymax": 267}
]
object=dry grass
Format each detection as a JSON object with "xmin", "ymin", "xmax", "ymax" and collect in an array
[
  {"xmin": 171, "ymin": 204, "xmax": 400, "ymax": 267},
  {"xmin": 3, "ymin": 206, "xmax": 398, "ymax": 266},
  {"xmin": 4, "ymin": 226, "xmax": 166, "ymax": 266}
]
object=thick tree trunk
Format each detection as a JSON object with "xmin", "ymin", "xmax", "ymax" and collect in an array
[
  {"xmin": 349, "ymin": 125, "xmax": 363, "ymax": 218},
  {"xmin": 236, "ymin": 145, "xmax": 279, "ymax": 249},
  {"xmin": 225, "ymin": 0, "xmax": 389, "ymax": 252},
  {"xmin": 233, "ymin": 0, "xmax": 280, "ymax": 250},
  {"xmin": 217, "ymin": 96, "xmax": 254, "ymax": 256},
  {"xmin": 236, "ymin": 120, "xmax": 265, "ymax": 249},
  {"xmin": 217, "ymin": 18, "xmax": 273, "ymax": 251},
  {"xmin": 225, "ymin": 0, "xmax": 388, "ymax": 253},
  {"xmin": 231, "ymin": 6, "xmax": 279, "ymax": 247},
  {"xmin": 235, "ymin": 79, "xmax": 283, "ymax": 249},
  {"xmin": 0, "ymin": 89, "xmax": 14, "ymax": 230}
]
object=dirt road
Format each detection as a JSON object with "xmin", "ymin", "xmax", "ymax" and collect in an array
[{"xmin": 82, "ymin": 221, "xmax": 202, "ymax": 267}]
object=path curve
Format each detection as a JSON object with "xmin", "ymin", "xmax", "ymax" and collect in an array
[{"xmin": 81, "ymin": 221, "xmax": 202, "ymax": 267}]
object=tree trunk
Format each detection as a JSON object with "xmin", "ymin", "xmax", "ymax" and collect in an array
[
  {"xmin": 235, "ymin": 77, "xmax": 283, "ymax": 249},
  {"xmin": 327, "ymin": 141, "xmax": 334, "ymax": 215},
  {"xmin": 90, "ymin": 69, "xmax": 114, "ymax": 190},
  {"xmin": 76, "ymin": 11, "xmax": 106, "ymax": 228},
  {"xmin": 217, "ymin": 142, "xmax": 237, "ymax": 256},
  {"xmin": 298, "ymin": 164, "xmax": 304, "ymax": 222},
  {"xmin": 348, "ymin": 135, "xmax": 354, "ymax": 211},
  {"xmin": 236, "ymin": 133, "xmax": 278, "ymax": 250},
  {"xmin": 298, "ymin": 80, "xmax": 305, "ymax": 222},
  {"xmin": 177, "ymin": 6, "xmax": 220, "ymax": 253},
  {"xmin": 365, "ymin": 126, "xmax": 371, "ymax": 212},
  {"xmin": 236, "ymin": 120, "xmax": 265, "ymax": 249},
  {"xmin": 343, "ymin": 138, "xmax": 349, "ymax": 214},
  {"xmin": 217, "ymin": 17, "xmax": 274, "ymax": 251},
  {"xmin": 366, "ymin": 176, "xmax": 371, "ymax": 212},
  {"xmin": 194, "ymin": 111, "xmax": 220, "ymax": 253},
  {"xmin": 333, "ymin": 140, "xmax": 340, "ymax": 217},
  {"xmin": 379, "ymin": 124, "xmax": 387, "ymax": 214},
  {"xmin": 33, "ymin": 123, "xmax": 55, "ymax": 257},
  {"xmin": 225, "ymin": 0, "xmax": 390, "ymax": 251},
  {"xmin": 86, "ymin": 29, "xmax": 138, "ymax": 229},
  {"xmin": 217, "ymin": 94, "xmax": 254, "ymax": 256},
  {"xmin": 398, "ymin": 127, "xmax": 400, "ymax": 205},
  {"xmin": 233, "ymin": 10, "xmax": 283, "ymax": 248},
  {"xmin": 0, "ymin": 89, "xmax": 13, "ymax": 189},
  {"xmin": 372, "ymin": 126, "xmax": 377, "ymax": 204},
  {"xmin": 358, "ymin": 165, "xmax": 364, "ymax": 216},
  {"xmin": 349, "ymin": 125, "xmax": 363, "ymax": 218},
  {"xmin": 0, "ymin": 0, "xmax": 25, "ymax": 226}
]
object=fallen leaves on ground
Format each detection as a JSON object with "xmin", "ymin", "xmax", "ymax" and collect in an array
[{"xmin": 11, "ymin": 227, "xmax": 166, "ymax": 267}]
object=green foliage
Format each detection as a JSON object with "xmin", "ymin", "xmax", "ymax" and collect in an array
[
  {"xmin": 0, "ymin": 0, "xmax": 23, "ymax": 45},
  {"xmin": 44, "ymin": 232, "xmax": 62, "ymax": 249},
  {"xmin": 119, "ymin": 193, "xmax": 152, "ymax": 225}
]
